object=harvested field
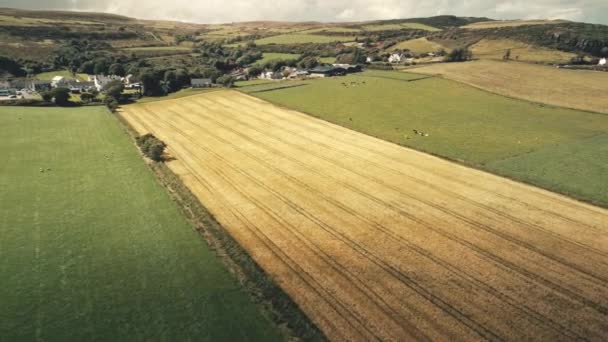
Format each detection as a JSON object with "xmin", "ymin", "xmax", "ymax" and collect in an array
[
  {"xmin": 411, "ymin": 60, "xmax": 608, "ymax": 114},
  {"xmin": 470, "ymin": 38, "xmax": 576, "ymax": 63},
  {"xmin": 122, "ymin": 90, "xmax": 608, "ymax": 341}
]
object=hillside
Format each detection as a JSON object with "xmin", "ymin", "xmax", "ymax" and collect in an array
[{"xmin": 0, "ymin": 7, "xmax": 606, "ymax": 87}]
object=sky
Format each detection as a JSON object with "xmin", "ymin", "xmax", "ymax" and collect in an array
[{"xmin": 4, "ymin": 0, "xmax": 608, "ymax": 24}]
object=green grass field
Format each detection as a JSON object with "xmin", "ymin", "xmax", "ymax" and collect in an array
[
  {"xmin": 0, "ymin": 106, "xmax": 282, "ymax": 341},
  {"xmin": 255, "ymin": 53, "xmax": 301, "ymax": 65},
  {"xmin": 255, "ymin": 34, "xmax": 356, "ymax": 45},
  {"xmin": 243, "ymin": 70, "xmax": 608, "ymax": 206}
]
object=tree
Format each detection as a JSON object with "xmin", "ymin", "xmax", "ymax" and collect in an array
[
  {"xmin": 103, "ymin": 80, "xmax": 124, "ymax": 99},
  {"xmin": 163, "ymin": 70, "xmax": 178, "ymax": 92},
  {"xmin": 445, "ymin": 48, "xmax": 472, "ymax": 62},
  {"xmin": 247, "ymin": 66, "xmax": 263, "ymax": 78},
  {"xmin": 174, "ymin": 69, "xmax": 190, "ymax": 89},
  {"xmin": 0, "ymin": 56, "xmax": 26, "ymax": 77},
  {"xmin": 108, "ymin": 63, "xmax": 126, "ymax": 76},
  {"xmin": 216, "ymin": 75, "xmax": 235, "ymax": 88},
  {"xmin": 160, "ymin": 79, "xmax": 171, "ymax": 95},
  {"xmin": 104, "ymin": 96, "xmax": 119, "ymax": 112},
  {"xmin": 601, "ymin": 47, "xmax": 608, "ymax": 57},
  {"xmin": 140, "ymin": 69, "xmax": 164, "ymax": 96},
  {"xmin": 80, "ymin": 93, "xmax": 95, "ymax": 103},
  {"xmin": 136, "ymin": 134, "xmax": 166, "ymax": 162},
  {"xmin": 51, "ymin": 88, "xmax": 71, "ymax": 106},
  {"xmin": 93, "ymin": 60, "xmax": 108, "ymax": 75},
  {"xmin": 41, "ymin": 91, "xmax": 53, "ymax": 102}
]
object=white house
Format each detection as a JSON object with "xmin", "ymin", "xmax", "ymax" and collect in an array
[
  {"xmin": 599, "ymin": 58, "xmax": 607, "ymax": 66},
  {"xmin": 92, "ymin": 75, "xmax": 122, "ymax": 91},
  {"xmin": 388, "ymin": 53, "xmax": 406, "ymax": 64}
]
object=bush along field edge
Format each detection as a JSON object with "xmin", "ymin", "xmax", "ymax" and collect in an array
[{"xmin": 114, "ymin": 112, "xmax": 327, "ymax": 342}]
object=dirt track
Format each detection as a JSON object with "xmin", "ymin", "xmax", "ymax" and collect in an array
[{"xmin": 121, "ymin": 90, "xmax": 608, "ymax": 341}]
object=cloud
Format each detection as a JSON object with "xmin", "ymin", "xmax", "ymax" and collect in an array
[{"xmin": 5, "ymin": 0, "xmax": 608, "ymax": 24}]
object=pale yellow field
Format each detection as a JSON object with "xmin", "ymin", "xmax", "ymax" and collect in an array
[
  {"xmin": 412, "ymin": 60, "xmax": 608, "ymax": 113},
  {"xmin": 390, "ymin": 37, "xmax": 450, "ymax": 54},
  {"xmin": 463, "ymin": 19, "xmax": 567, "ymax": 29},
  {"xmin": 121, "ymin": 90, "xmax": 608, "ymax": 341},
  {"xmin": 471, "ymin": 39, "xmax": 576, "ymax": 63}
]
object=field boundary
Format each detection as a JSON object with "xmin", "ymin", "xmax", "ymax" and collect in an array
[
  {"xmin": 115, "ymin": 111, "xmax": 327, "ymax": 342},
  {"xmin": 236, "ymin": 90, "xmax": 608, "ymax": 209},
  {"xmin": 248, "ymin": 83, "xmax": 311, "ymax": 94}
]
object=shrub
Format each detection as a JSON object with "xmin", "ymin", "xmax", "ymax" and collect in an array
[
  {"xmin": 216, "ymin": 75, "xmax": 235, "ymax": 88},
  {"xmin": 445, "ymin": 48, "xmax": 473, "ymax": 62},
  {"xmin": 136, "ymin": 133, "xmax": 167, "ymax": 162},
  {"xmin": 51, "ymin": 88, "xmax": 71, "ymax": 106}
]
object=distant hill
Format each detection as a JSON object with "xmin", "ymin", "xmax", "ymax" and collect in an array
[{"xmin": 0, "ymin": 7, "xmax": 606, "ymax": 65}]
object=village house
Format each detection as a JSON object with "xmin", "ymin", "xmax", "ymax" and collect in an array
[
  {"xmin": 191, "ymin": 78, "xmax": 213, "ymax": 88},
  {"xmin": 66, "ymin": 80, "xmax": 96, "ymax": 94},
  {"xmin": 259, "ymin": 70, "xmax": 284, "ymax": 80},
  {"xmin": 388, "ymin": 51, "xmax": 413, "ymax": 64},
  {"xmin": 388, "ymin": 53, "xmax": 403, "ymax": 63},
  {"xmin": 92, "ymin": 75, "xmax": 121, "ymax": 91}
]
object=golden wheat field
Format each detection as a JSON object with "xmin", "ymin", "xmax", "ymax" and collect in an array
[
  {"xmin": 412, "ymin": 60, "xmax": 608, "ymax": 113},
  {"xmin": 121, "ymin": 90, "xmax": 608, "ymax": 341}
]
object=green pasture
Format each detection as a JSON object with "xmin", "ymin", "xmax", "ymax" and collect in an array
[
  {"xmin": 255, "ymin": 53, "xmax": 302, "ymax": 65},
  {"xmin": 0, "ymin": 106, "xmax": 282, "ymax": 341}
]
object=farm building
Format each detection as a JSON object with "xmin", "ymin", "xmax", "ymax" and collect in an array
[
  {"xmin": 66, "ymin": 81, "xmax": 96, "ymax": 93},
  {"xmin": 309, "ymin": 65, "xmax": 347, "ymax": 77},
  {"xmin": 332, "ymin": 64, "xmax": 362, "ymax": 73},
  {"xmin": 191, "ymin": 78, "xmax": 213, "ymax": 88},
  {"xmin": 0, "ymin": 88, "xmax": 17, "ymax": 96}
]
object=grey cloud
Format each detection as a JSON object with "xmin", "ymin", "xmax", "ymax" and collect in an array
[{"xmin": 4, "ymin": 0, "xmax": 608, "ymax": 24}]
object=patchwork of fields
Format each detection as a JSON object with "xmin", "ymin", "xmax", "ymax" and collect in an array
[
  {"xmin": 0, "ymin": 106, "xmax": 281, "ymax": 341},
  {"xmin": 122, "ymin": 90, "xmax": 608, "ymax": 341},
  {"xmin": 244, "ymin": 70, "xmax": 608, "ymax": 206}
]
